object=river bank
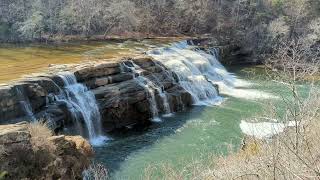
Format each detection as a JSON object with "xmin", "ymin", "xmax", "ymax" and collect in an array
[{"xmin": 0, "ymin": 122, "xmax": 92, "ymax": 179}]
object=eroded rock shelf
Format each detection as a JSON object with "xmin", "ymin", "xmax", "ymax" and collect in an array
[{"xmin": 0, "ymin": 56, "xmax": 193, "ymax": 133}]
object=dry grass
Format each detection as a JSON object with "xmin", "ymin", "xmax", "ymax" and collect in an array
[
  {"xmin": 83, "ymin": 163, "xmax": 109, "ymax": 180},
  {"xmin": 27, "ymin": 121, "xmax": 56, "ymax": 152},
  {"xmin": 0, "ymin": 146, "xmax": 5, "ymax": 160}
]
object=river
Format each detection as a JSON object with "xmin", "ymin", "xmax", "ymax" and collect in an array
[
  {"xmin": 93, "ymin": 64, "xmax": 306, "ymax": 179},
  {"xmin": 0, "ymin": 39, "xmax": 310, "ymax": 180},
  {"xmin": 0, "ymin": 39, "xmax": 176, "ymax": 84}
]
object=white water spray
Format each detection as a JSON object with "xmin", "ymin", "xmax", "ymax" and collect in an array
[
  {"xmin": 58, "ymin": 72, "xmax": 108, "ymax": 146},
  {"xmin": 15, "ymin": 87, "xmax": 36, "ymax": 121},
  {"xmin": 148, "ymin": 41, "xmax": 221, "ymax": 105},
  {"xmin": 148, "ymin": 41, "xmax": 274, "ymax": 101},
  {"xmin": 121, "ymin": 61, "xmax": 172, "ymax": 121}
]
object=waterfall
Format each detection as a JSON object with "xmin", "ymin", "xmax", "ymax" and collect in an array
[
  {"xmin": 148, "ymin": 41, "xmax": 223, "ymax": 105},
  {"xmin": 58, "ymin": 72, "xmax": 108, "ymax": 146},
  {"xmin": 121, "ymin": 61, "xmax": 172, "ymax": 121},
  {"xmin": 196, "ymin": 47, "xmax": 274, "ymax": 99},
  {"xmin": 137, "ymin": 76, "xmax": 161, "ymax": 122},
  {"xmin": 15, "ymin": 87, "xmax": 36, "ymax": 121},
  {"xmin": 148, "ymin": 40, "xmax": 274, "ymax": 101},
  {"xmin": 150, "ymin": 73, "xmax": 172, "ymax": 117},
  {"xmin": 158, "ymin": 91, "xmax": 171, "ymax": 117}
]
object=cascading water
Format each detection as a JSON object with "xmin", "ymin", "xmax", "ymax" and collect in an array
[
  {"xmin": 148, "ymin": 41, "xmax": 222, "ymax": 105},
  {"xmin": 149, "ymin": 73, "xmax": 172, "ymax": 116},
  {"xmin": 196, "ymin": 47, "xmax": 275, "ymax": 99},
  {"xmin": 137, "ymin": 76, "xmax": 162, "ymax": 122},
  {"xmin": 158, "ymin": 90, "xmax": 171, "ymax": 116},
  {"xmin": 15, "ymin": 87, "xmax": 36, "ymax": 121},
  {"xmin": 148, "ymin": 40, "xmax": 274, "ymax": 102},
  {"xmin": 121, "ymin": 61, "xmax": 172, "ymax": 121},
  {"xmin": 58, "ymin": 72, "xmax": 108, "ymax": 146}
]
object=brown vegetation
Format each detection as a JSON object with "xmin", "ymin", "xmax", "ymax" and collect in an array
[
  {"xmin": 27, "ymin": 121, "xmax": 56, "ymax": 153},
  {"xmin": 1, "ymin": 0, "xmax": 319, "ymax": 47},
  {"xmin": 83, "ymin": 163, "xmax": 109, "ymax": 180}
]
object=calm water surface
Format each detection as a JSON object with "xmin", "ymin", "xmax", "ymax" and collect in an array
[{"xmin": 0, "ymin": 39, "xmax": 175, "ymax": 83}]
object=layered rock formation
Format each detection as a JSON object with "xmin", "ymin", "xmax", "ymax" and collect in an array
[
  {"xmin": 190, "ymin": 38, "xmax": 259, "ymax": 65},
  {"xmin": 0, "ymin": 56, "xmax": 192, "ymax": 133},
  {"xmin": 0, "ymin": 122, "xmax": 92, "ymax": 179}
]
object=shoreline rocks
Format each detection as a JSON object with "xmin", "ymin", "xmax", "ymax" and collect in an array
[{"xmin": 0, "ymin": 122, "xmax": 92, "ymax": 179}]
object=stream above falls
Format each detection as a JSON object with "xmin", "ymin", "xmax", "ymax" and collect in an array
[{"xmin": 0, "ymin": 38, "xmax": 178, "ymax": 84}]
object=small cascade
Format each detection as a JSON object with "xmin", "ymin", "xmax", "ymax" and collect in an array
[
  {"xmin": 121, "ymin": 61, "xmax": 172, "ymax": 121},
  {"xmin": 148, "ymin": 40, "xmax": 274, "ymax": 101},
  {"xmin": 137, "ymin": 76, "xmax": 161, "ymax": 122},
  {"xmin": 57, "ymin": 72, "xmax": 107, "ymax": 146},
  {"xmin": 158, "ymin": 91, "xmax": 171, "ymax": 117},
  {"xmin": 15, "ymin": 87, "xmax": 36, "ymax": 121},
  {"xmin": 195, "ymin": 48, "xmax": 236, "ymax": 87},
  {"xmin": 148, "ymin": 41, "xmax": 222, "ymax": 105},
  {"xmin": 150, "ymin": 73, "xmax": 172, "ymax": 116}
]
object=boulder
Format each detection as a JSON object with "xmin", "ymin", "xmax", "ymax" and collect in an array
[
  {"xmin": 0, "ymin": 122, "xmax": 92, "ymax": 180},
  {"xmin": 74, "ymin": 63, "xmax": 121, "ymax": 82}
]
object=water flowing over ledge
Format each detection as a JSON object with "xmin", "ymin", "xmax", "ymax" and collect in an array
[
  {"xmin": 57, "ymin": 72, "xmax": 108, "ymax": 146},
  {"xmin": 0, "ymin": 50, "xmax": 192, "ymax": 145},
  {"xmin": 0, "ymin": 40, "xmax": 274, "ymax": 146},
  {"xmin": 148, "ymin": 40, "xmax": 275, "ymax": 101}
]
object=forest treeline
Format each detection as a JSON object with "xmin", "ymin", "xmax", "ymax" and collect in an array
[{"xmin": 0, "ymin": 0, "xmax": 319, "ymax": 47}]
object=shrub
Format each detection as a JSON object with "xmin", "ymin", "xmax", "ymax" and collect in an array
[
  {"xmin": 83, "ymin": 163, "xmax": 109, "ymax": 180},
  {"xmin": 27, "ymin": 121, "xmax": 56, "ymax": 153}
]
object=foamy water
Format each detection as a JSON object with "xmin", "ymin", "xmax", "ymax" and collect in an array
[
  {"xmin": 148, "ymin": 41, "xmax": 276, "ymax": 103},
  {"xmin": 90, "ymin": 136, "xmax": 110, "ymax": 147},
  {"xmin": 217, "ymin": 79, "xmax": 276, "ymax": 100},
  {"xmin": 240, "ymin": 120, "xmax": 296, "ymax": 139}
]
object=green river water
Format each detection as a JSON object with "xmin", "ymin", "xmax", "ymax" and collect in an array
[{"xmin": 94, "ymin": 66, "xmax": 310, "ymax": 180}]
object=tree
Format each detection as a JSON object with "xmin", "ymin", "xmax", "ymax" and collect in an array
[{"xmin": 19, "ymin": 11, "xmax": 44, "ymax": 39}]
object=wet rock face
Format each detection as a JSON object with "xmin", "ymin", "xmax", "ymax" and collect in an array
[
  {"xmin": 0, "ymin": 56, "xmax": 193, "ymax": 133},
  {"xmin": 77, "ymin": 57, "xmax": 193, "ymax": 132},
  {"xmin": 0, "ymin": 122, "xmax": 92, "ymax": 180}
]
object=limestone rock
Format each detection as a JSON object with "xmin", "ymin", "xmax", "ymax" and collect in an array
[
  {"xmin": 0, "ymin": 122, "xmax": 92, "ymax": 180},
  {"xmin": 0, "ymin": 55, "xmax": 194, "ymax": 133},
  {"xmin": 65, "ymin": 135, "xmax": 93, "ymax": 156}
]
